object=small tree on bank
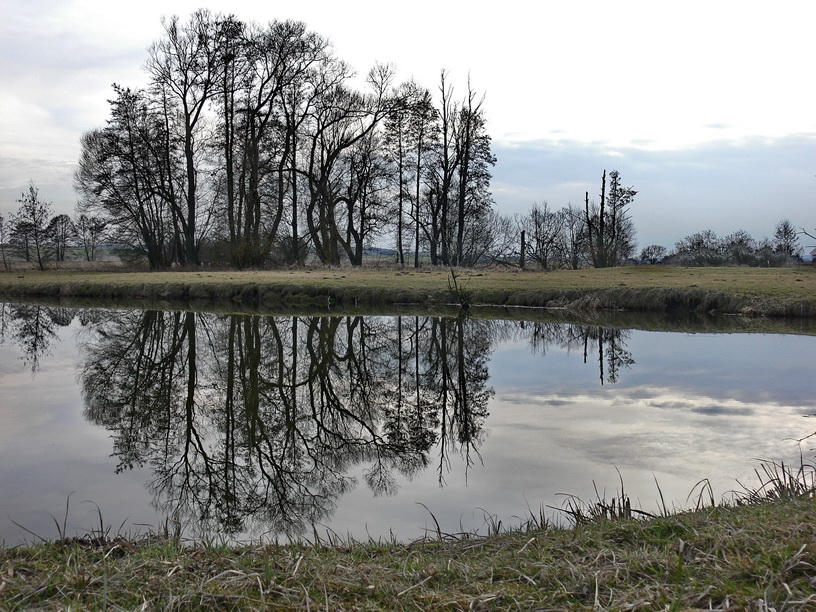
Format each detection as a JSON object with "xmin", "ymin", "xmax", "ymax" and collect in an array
[
  {"xmin": 47, "ymin": 214, "xmax": 77, "ymax": 263},
  {"xmin": 12, "ymin": 183, "xmax": 53, "ymax": 271},
  {"xmin": 0, "ymin": 213, "xmax": 9, "ymax": 272}
]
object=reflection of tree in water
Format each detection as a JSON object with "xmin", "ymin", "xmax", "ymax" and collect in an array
[
  {"xmin": 78, "ymin": 311, "xmax": 495, "ymax": 537},
  {"xmin": 425, "ymin": 316, "xmax": 493, "ymax": 482},
  {"xmin": 0, "ymin": 303, "xmax": 636, "ymax": 537},
  {"xmin": 0, "ymin": 302, "xmax": 74, "ymax": 373},
  {"xmin": 522, "ymin": 321, "xmax": 634, "ymax": 384}
]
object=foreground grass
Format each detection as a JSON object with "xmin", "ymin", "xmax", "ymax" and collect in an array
[
  {"xmin": 2, "ymin": 265, "xmax": 816, "ymax": 317},
  {"xmin": 2, "ymin": 496, "xmax": 815, "ymax": 610}
]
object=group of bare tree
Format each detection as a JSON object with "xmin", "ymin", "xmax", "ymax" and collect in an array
[
  {"xmin": 0, "ymin": 183, "xmax": 107, "ymax": 271},
  {"xmin": 512, "ymin": 170, "xmax": 638, "ymax": 270},
  {"xmin": 73, "ymin": 10, "xmax": 496, "ymax": 269},
  {"xmin": 666, "ymin": 219, "xmax": 803, "ymax": 266}
]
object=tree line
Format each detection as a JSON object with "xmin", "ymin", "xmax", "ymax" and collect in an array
[
  {"xmin": 647, "ymin": 219, "xmax": 804, "ymax": 267},
  {"xmin": 68, "ymin": 10, "xmax": 497, "ymax": 269},
  {"xmin": 3, "ymin": 9, "xmax": 808, "ymax": 271},
  {"xmin": 0, "ymin": 183, "xmax": 107, "ymax": 272},
  {"xmin": 1, "ymin": 10, "xmax": 647, "ymax": 273}
]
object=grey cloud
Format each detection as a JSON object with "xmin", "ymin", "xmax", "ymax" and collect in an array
[
  {"xmin": 691, "ymin": 405, "xmax": 756, "ymax": 417},
  {"xmin": 542, "ymin": 399, "xmax": 576, "ymax": 407},
  {"xmin": 648, "ymin": 400, "xmax": 693, "ymax": 410}
]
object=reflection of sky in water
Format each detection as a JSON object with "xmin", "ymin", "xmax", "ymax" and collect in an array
[
  {"xmin": 1, "ymin": 316, "xmax": 814, "ymax": 544},
  {"xmin": 0, "ymin": 322, "xmax": 157, "ymax": 545},
  {"xmin": 328, "ymin": 331, "xmax": 815, "ymax": 539}
]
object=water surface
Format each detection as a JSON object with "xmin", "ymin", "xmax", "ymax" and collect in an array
[{"xmin": 1, "ymin": 302, "xmax": 813, "ymax": 544}]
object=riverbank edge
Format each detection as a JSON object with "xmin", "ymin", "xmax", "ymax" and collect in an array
[
  {"xmin": 1, "ymin": 268, "xmax": 815, "ymax": 318},
  {"xmin": 2, "ymin": 495, "xmax": 814, "ymax": 609}
]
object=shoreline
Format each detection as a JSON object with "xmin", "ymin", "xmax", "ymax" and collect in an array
[{"xmin": 1, "ymin": 265, "xmax": 816, "ymax": 318}]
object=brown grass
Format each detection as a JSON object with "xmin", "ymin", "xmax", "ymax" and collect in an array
[
  {"xmin": 2, "ymin": 265, "xmax": 816, "ymax": 317},
  {"xmin": 2, "ymin": 496, "xmax": 814, "ymax": 610}
]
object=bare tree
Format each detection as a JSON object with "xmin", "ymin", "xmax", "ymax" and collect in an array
[
  {"xmin": 672, "ymin": 230, "xmax": 724, "ymax": 266},
  {"xmin": 585, "ymin": 170, "xmax": 637, "ymax": 267},
  {"xmin": 301, "ymin": 64, "xmax": 394, "ymax": 265},
  {"xmin": 75, "ymin": 214, "xmax": 107, "ymax": 262},
  {"xmin": 384, "ymin": 82, "xmax": 413, "ymax": 265},
  {"xmin": 217, "ymin": 18, "xmax": 330, "ymax": 267},
  {"xmin": 12, "ymin": 183, "xmax": 53, "ymax": 271},
  {"xmin": 773, "ymin": 218, "xmax": 801, "ymax": 260},
  {"xmin": 421, "ymin": 72, "xmax": 495, "ymax": 267},
  {"xmin": 0, "ymin": 213, "xmax": 9, "ymax": 272},
  {"xmin": 47, "ymin": 214, "xmax": 77, "ymax": 263},
  {"xmin": 639, "ymin": 244, "xmax": 666, "ymax": 264},
  {"xmin": 472, "ymin": 210, "xmax": 516, "ymax": 265},
  {"xmin": 424, "ymin": 70, "xmax": 459, "ymax": 265},
  {"xmin": 146, "ymin": 9, "xmax": 222, "ymax": 266},
  {"xmin": 561, "ymin": 204, "xmax": 588, "ymax": 269},
  {"xmin": 722, "ymin": 230, "xmax": 756, "ymax": 265},
  {"xmin": 523, "ymin": 202, "xmax": 565, "ymax": 269},
  {"xmin": 75, "ymin": 87, "xmax": 178, "ymax": 269},
  {"xmin": 452, "ymin": 79, "xmax": 495, "ymax": 266}
]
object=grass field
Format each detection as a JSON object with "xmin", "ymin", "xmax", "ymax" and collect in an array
[{"xmin": 2, "ymin": 265, "xmax": 816, "ymax": 317}]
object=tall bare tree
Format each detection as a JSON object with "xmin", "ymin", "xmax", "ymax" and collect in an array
[
  {"xmin": 585, "ymin": 170, "xmax": 636, "ymax": 267},
  {"xmin": 218, "ymin": 19, "xmax": 330, "ymax": 267},
  {"xmin": 452, "ymin": 80, "xmax": 495, "ymax": 266},
  {"xmin": 147, "ymin": 9, "xmax": 222, "ymax": 266},
  {"xmin": 301, "ymin": 64, "xmax": 394, "ymax": 265},
  {"xmin": 75, "ymin": 87, "xmax": 178, "ymax": 269}
]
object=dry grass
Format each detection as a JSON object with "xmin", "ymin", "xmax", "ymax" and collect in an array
[
  {"xmin": 2, "ymin": 265, "xmax": 816, "ymax": 317},
  {"xmin": 2, "ymin": 497, "xmax": 815, "ymax": 610},
  {"xmin": 3, "ymin": 459, "xmax": 816, "ymax": 610}
]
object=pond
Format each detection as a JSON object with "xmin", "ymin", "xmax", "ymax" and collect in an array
[{"xmin": 1, "ymin": 301, "xmax": 814, "ymax": 545}]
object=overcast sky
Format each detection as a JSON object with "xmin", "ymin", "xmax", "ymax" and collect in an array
[{"xmin": 1, "ymin": 0, "xmax": 814, "ymax": 251}]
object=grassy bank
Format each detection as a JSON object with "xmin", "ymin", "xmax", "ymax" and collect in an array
[
  {"xmin": 2, "ymin": 494, "xmax": 815, "ymax": 610},
  {"xmin": 2, "ymin": 265, "xmax": 816, "ymax": 317}
]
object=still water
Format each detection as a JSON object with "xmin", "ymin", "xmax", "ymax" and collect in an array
[{"xmin": 1, "ymin": 302, "xmax": 814, "ymax": 545}]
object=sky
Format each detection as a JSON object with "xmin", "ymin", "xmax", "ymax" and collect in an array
[{"xmin": 1, "ymin": 0, "xmax": 814, "ymax": 252}]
